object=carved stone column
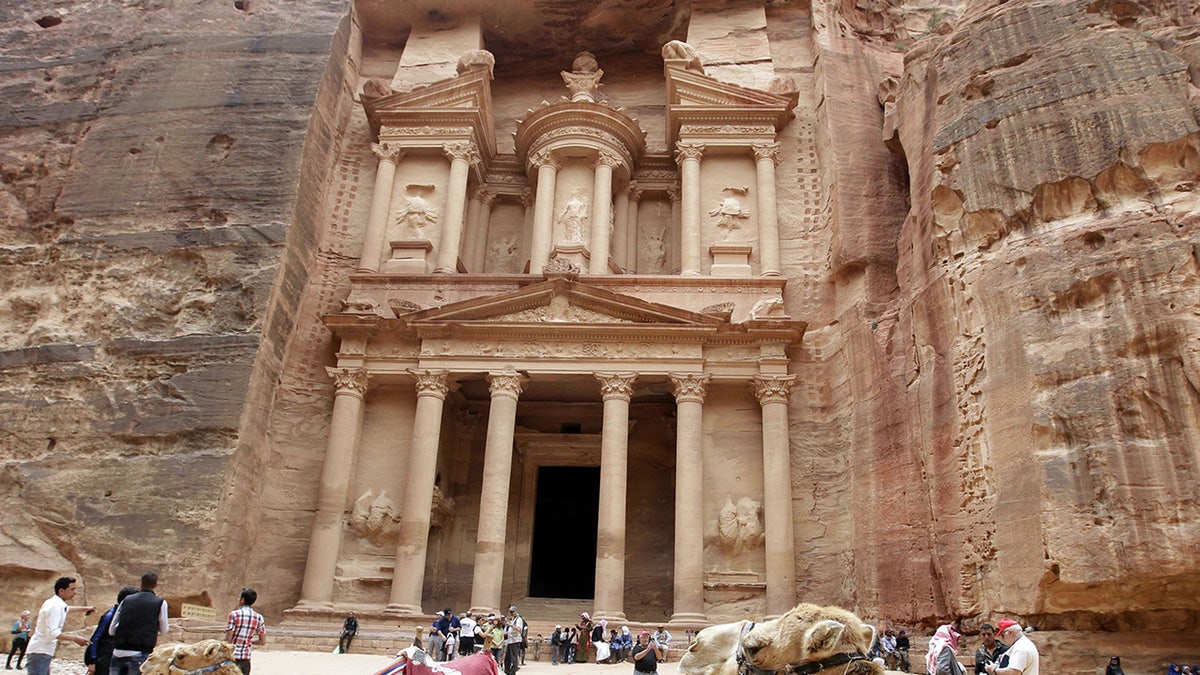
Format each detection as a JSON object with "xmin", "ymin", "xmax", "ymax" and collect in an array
[
  {"xmin": 387, "ymin": 369, "xmax": 451, "ymax": 614},
  {"xmin": 676, "ymin": 142, "xmax": 705, "ymax": 275},
  {"xmin": 469, "ymin": 189, "xmax": 497, "ymax": 273},
  {"xmin": 468, "ymin": 371, "xmax": 525, "ymax": 616},
  {"xmin": 296, "ymin": 367, "xmax": 370, "ymax": 608},
  {"xmin": 593, "ymin": 372, "xmax": 637, "ymax": 621},
  {"xmin": 753, "ymin": 142, "xmax": 783, "ymax": 276},
  {"xmin": 589, "ymin": 151, "xmax": 619, "ymax": 275},
  {"xmin": 668, "ymin": 372, "xmax": 711, "ymax": 624},
  {"xmin": 752, "ymin": 374, "xmax": 798, "ymax": 617},
  {"xmin": 434, "ymin": 142, "xmax": 480, "ymax": 274},
  {"xmin": 463, "ymin": 187, "xmax": 484, "ymax": 273},
  {"xmin": 520, "ymin": 188, "xmax": 535, "ymax": 271},
  {"xmin": 359, "ymin": 143, "xmax": 403, "ymax": 273},
  {"xmin": 667, "ymin": 186, "xmax": 682, "ymax": 275},
  {"xmin": 529, "ymin": 150, "xmax": 561, "ymax": 274},
  {"xmin": 612, "ymin": 185, "xmax": 630, "ymax": 272},
  {"xmin": 625, "ymin": 182, "xmax": 642, "ymax": 273}
]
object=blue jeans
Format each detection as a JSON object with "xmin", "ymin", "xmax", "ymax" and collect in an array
[
  {"xmin": 24, "ymin": 653, "xmax": 51, "ymax": 675},
  {"xmin": 111, "ymin": 653, "xmax": 149, "ymax": 675}
]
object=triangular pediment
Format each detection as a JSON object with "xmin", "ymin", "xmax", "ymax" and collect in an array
[{"xmin": 402, "ymin": 279, "xmax": 724, "ymax": 328}]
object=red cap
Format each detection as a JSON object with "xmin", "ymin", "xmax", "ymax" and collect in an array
[{"xmin": 996, "ymin": 618, "xmax": 1020, "ymax": 634}]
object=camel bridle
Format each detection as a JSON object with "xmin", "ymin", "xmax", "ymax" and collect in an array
[{"xmin": 735, "ymin": 621, "xmax": 870, "ymax": 675}]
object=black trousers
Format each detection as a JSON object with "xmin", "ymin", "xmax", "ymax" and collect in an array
[
  {"xmin": 6, "ymin": 637, "xmax": 28, "ymax": 669},
  {"xmin": 339, "ymin": 632, "xmax": 355, "ymax": 653}
]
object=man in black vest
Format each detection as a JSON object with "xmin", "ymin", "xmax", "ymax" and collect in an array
[{"xmin": 108, "ymin": 571, "xmax": 169, "ymax": 675}]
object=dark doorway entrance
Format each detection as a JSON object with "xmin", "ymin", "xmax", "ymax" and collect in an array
[{"xmin": 528, "ymin": 465, "xmax": 599, "ymax": 598}]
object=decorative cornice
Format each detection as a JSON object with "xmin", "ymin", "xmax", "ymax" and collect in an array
[
  {"xmin": 595, "ymin": 372, "xmax": 638, "ymax": 401},
  {"xmin": 326, "ymin": 367, "xmax": 370, "ymax": 397},
  {"xmin": 410, "ymin": 369, "xmax": 451, "ymax": 399},
  {"xmin": 675, "ymin": 141, "xmax": 706, "ymax": 163},
  {"xmin": 669, "ymin": 372, "xmax": 712, "ymax": 403},
  {"xmin": 751, "ymin": 374, "xmax": 796, "ymax": 405},
  {"xmin": 487, "ymin": 371, "xmax": 526, "ymax": 400},
  {"xmin": 372, "ymin": 142, "xmax": 404, "ymax": 163}
]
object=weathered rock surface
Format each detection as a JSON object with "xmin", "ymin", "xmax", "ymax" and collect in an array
[{"xmin": 1, "ymin": 0, "xmax": 1198, "ymax": 673}]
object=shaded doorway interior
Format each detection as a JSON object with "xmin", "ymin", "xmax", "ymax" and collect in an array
[{"xmin": 528, "ymin": 465, "xmax": 600, "ymax": 598}]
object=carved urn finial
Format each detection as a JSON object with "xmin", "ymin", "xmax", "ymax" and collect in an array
[{"xmin": 562, "ymin": 51, "xmax": 604, "ymax": 103}]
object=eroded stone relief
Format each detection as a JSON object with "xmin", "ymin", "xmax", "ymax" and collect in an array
[
  {"xmin": 718, "ymin": 496, "xmax": 765, "ymax": 561},
  {"xmin": 710, "ymin": 187, "xmax": 751, "ymax": 239},
  {"xmin": 395, "ymin": 184, "xmax": 439, "ymax": 237}
]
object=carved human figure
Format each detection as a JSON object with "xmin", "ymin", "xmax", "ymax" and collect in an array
[
  {"xmin": 709, "ymin": 187, "xmax": 751, "ymax": 239},
  {"xmin": 349, "ymin": 490, "xmax": 401, "ymax": 544},
  {"xmin": 718, "ymin": 496, "xmax": 765, "ymax": 560},
  {"xmin": 644, "ymin": 227, "xmax": 667, "ymax": 273},
  {"xmin": 558, "ymin": 196, "xmax": 589, "ymax": 244},
  {"xmin": 395, "ymin": 184, "xmax": 439, "ymax": 237}
]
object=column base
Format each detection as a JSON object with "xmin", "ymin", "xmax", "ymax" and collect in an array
[
  {"xmin": 594, "ymin": 610, "xmax": 627, "ymax": 623},
  {"xmin": 668, "ymin": 612, "xmax": 708, "ymax": 625},
  {"xmin": 289, "ymin": 599, "xmax": 334, "ymax": 611},
  {"xmin": 760, "ymin": 270, "xmax": 783, "ymax": 277},
  {"xmin": 468, "ymin": 606, "xmax": 497, "ymax": 617},
  {"xmin": 384, "ymin": 603, "xmax": 425, "ymax": 617}
]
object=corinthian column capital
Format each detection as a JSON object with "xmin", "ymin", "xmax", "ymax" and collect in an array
[
  {"xmin": 529, "ymin": 148, "xmax": 562, "ymax": 171},
  {"xmin": 594, "ymin": 372, "xmax": 638, "ymax": 401},
  {"xmin": 595, "ymin": 149, "xmax": 622, "ymax": 170},
  {"xmin": 409, "ymin": 369, "xmax": 451, "ymax": 400},
  {"xmin": 487, "ymin": 371, "xmax": 526, "ymax": 401},
  {"xmin": 326, "ymin": 367, "xmax": 370, "ymax": 397},
  {"xmin": 666, "ymin": 186, "xmax": 681, "ymax": 204},
  {"xmin": 668, "ymin": 372, "xmax": 712, "ymax": 404},
  {"xmin": 444, "ymin": 141, "xmax": 481, "ymax": 166},
  {"xmin": 674, "ymin": 141, "xmax": 705, "ymax": 163},
  {"xmin": 372, "ymin": 142, "xmax": 404, "ymax": 163},
  {"xmin": 752, "ymin": 141, "xmax": 782, "ymax": 165},
  {"xmin": 750, "ymin": 374, "xmax": 797, "ymax": 405}
]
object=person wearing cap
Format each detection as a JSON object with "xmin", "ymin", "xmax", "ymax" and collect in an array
[
  {"xmin": 926, "ymin": 624, "xmax": 966, "ymax": 675},
  {"xmin": 429, "ymin": 611, "xmax": 447, "ymax": 661},
  {"xmin": 1104, "ymin": 656, "xmax": 1125, "ymax": 675},
  {"xmin": 446, "ymin": 609, "xmax": 462, "ymax": 660},
  {"xmin": 984, "ymin": 619, "xmax": 1038, "ymax": 675},
  {"xmin": 974, "ymin": 624, "xmax": 1007, "ymax": 675},
  {"xmin": 504, "ymin": 606, "xmax": 525, "ymax": 675},
  {"xmin": 632, "ymin": 630, "xmax": 663, "ymax": 675}
]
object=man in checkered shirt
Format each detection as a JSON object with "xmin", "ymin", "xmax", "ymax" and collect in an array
[{"xmin": 224, "ymin": 588, "xmax": 266, "ymax": 674}]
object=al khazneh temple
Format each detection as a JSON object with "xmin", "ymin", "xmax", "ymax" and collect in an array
[
  {"xmin": 291, "ymin": 34, "xmax": 808, "ymax": 623},
  {"xmin": 1, "ymin": 0, "xmax": 1198, "ymax": 672}
]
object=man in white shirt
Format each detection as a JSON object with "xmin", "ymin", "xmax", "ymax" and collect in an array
[
  {"xmin": 25, "ymin": 576, "xmax": 95, "ymax": 675},
  {"xmin": 984, "ymin": 618, "xmax": 1039, "ymax": 675}
]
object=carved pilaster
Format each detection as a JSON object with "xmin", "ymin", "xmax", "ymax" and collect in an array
[
  {"xmin": 326, "ymin": 367, "xmax": 370, "ymax": 397},
  {"xmin": 752, "ymin": 141, "xmax": 782, "ymax": 166},
  {"xmin": 410, "ymin": 369, "xmax": 451, "ymax": 400},
  {"xmin": 594, "ymin": 372, "xmax": 638, "ymax": 401},
  {"xmin": 751, "ymin": 374, "xmax": 796, "ymax": 406},
  {"xmin": 487, "ymin": 371, "xmax": 526, "ymax": 401},
  {"xmin": 478, "ymin": 189, "xmax": 498, "ymax": 208},
  {"xmin": 628, "ymin": 181, "xmax": 643, "ymax": 203},
  {"xmin": 674, "ymin": 141, "xmax": 705, "ymax": 163},
  {"xmin": 520, "ymin": 187, "xmax": 535, "ymax": 208},
  {"xmin": 372, "ymin": 142, "xmax": 404, "ymax": 163},
  {"xmin": 669, "ymin": 372, "xmax": 712, "ymax": 404},
  {"xmin": 666, "ymin": 187, "xmax": 681, "ymax": 204}
]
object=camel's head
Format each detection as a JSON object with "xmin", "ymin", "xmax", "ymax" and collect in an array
[
  {"xmin": 739, "ymin": 604, "xmax": 882, "ymax": 675},
  {"xmin": 679, "ymin": 621, "xmax": 749, "ymax": 675}
]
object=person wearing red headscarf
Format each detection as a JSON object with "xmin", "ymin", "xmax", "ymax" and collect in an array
[{"xmin": 926, "ymin": 624, "xmax": 966, "ymax": 675}]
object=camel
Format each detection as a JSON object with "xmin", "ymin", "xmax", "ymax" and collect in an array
[
  {"xmin": 679, "ymin": 604, "xmax": 882, "ymax": 675},
  {"xmin": 140, "ymin": 639, "xmax": 241, "ymax": 675}
]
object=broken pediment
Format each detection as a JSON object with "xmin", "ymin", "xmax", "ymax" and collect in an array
[
  {"xmin": 401, "ymin": 278, "xmax": 725, "ymax": 329},
  {"xmin": 664, "ymin": 62, "xmax": 796, "ymax": 147},
  {"xmin": 362, "ymin": 65, "xmax": 496, "ymax": 158}
]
